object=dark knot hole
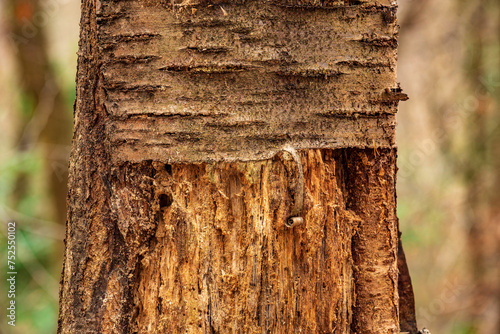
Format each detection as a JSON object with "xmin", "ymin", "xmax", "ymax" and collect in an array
[{"xmin": 159, "ymin": 193, "xmax": 173, "ymax": 209}]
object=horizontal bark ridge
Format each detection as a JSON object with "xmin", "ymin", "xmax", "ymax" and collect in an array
[{"xmin": 97, "ymin": 0, "xmax": 403, "ymax": 163}]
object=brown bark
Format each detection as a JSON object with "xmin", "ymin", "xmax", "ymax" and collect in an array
[
  {"xmin": 59, "ymin": 0, "xmax": 410, "ymax": 333},
  {"xmin": 345, "ymin": 149, "xmax": 399, "ymax": 333},
  {"xmin": 97, "ymin": 0, "xmax": 403, "ymax": 163},
  {"xmin": 397, "ymin": 232, "xmax": 417, "ymax": 333}
]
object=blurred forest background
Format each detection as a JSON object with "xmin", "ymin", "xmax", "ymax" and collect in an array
[{"xmin": 0, "ymin": 0, "xmax": 499, "ymax": 333}]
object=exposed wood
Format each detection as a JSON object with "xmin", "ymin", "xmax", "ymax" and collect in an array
[
  {"xmin": 345, "ymin": 149, "xmax": 399, "ymax": 333},
  {"xmin": 59, "ymin": 147, "xmax": 400, "ymax": 333},
  {"xmin": 58, "ymin": 0, "xmax": 410, "ymax": 333}
]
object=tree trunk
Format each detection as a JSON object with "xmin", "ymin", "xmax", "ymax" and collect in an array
[{"xmin": 58, "ymin": 0, "xmax": 412, "ymax": 333}]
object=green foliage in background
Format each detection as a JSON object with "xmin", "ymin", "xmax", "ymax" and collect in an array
[{"xmin": 0, "ymin": 70, "xmax": 74, "ymax": 334}]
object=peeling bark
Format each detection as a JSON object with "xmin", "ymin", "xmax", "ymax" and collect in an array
[{"xmin": 59, "ymin": 0, "xmax": 411, "ymax": 333}]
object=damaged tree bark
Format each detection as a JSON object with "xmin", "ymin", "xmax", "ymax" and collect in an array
[{"xmin": 58, "ymin": 0, "xmax": 415, "ymax": 333}]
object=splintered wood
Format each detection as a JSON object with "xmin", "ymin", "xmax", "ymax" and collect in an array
[
  {"xmin": 59, "ymin": 1, "xmax": 406, "ymax": 333},
  {"xmin": 97, "ymin": 0, "xmax": 403, "ymax": 163},
  {"xmin": 130, "ymin": 150, "xmax": 359, "ymax": 333}
]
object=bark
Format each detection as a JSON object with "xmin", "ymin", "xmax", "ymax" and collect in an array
[
  {"xmin": 59, "ymin": 0, "xmax": 411, "ymax": 333},
  {"xmin": 397, "ymin": 232, "xmax": 417, "ymax": 333},
  {"xmin": 97, "ymin": 0, "xmax": 403, "ymax": 163}
]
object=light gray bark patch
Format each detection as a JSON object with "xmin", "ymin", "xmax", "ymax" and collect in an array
[{"xmin": 98, "ymin": 0, "xmax": 403, "ymax": 163}]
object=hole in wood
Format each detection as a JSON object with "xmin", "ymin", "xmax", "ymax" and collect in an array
[
  {"xmin": 159, "ymin": 193, "xmax": 173, "ymax": 209},
  {"xmin": 286, "ymin": 216, "xmax": 303, "ymax": 228},
  {"xmin": 165, "ymin": 164, "xmax": 172, "ymax": 175}
]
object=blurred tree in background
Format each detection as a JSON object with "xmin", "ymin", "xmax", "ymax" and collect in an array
[
  {"xmin": 461, "ymin": 2, "xmax": 500, "ymax": 333},
  {"xmin": 0, "ymin": 0, "xmax": 499, "ymax": 333},
  {"xmin": 398, "ymin": 0, "xmax": 500, "ymax": 333},
  {"xmin": 0, "ymin": 0, "xmax": 77, "ymax": 332}
]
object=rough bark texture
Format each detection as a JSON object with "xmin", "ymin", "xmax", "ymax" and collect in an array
[
  {"xmin": 97, "ymin": 0, "xmax": 403, "ymax": 163},
  {"xmin": 397, "ymin": 232, "xmax": 417, "ymax": 333},
  {"xmin": 59, "ymin": 0, "xmax": 409, "ymax": 333}
]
